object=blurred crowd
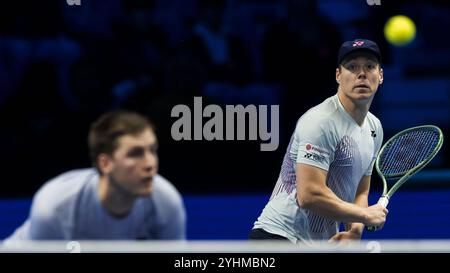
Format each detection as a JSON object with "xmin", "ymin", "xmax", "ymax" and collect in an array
[{"xmin": 0, "ymin": 0, "xmax": 448, "ymax": 196}]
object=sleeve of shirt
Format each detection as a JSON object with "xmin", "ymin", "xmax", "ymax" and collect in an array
[
  {"xmin": 28, "ymin": 194, "xmax": 65, "ymax": 240},
  {"xmin": 295, "ymin": 117, "xmax": 336, "ymax": 171},
  {"xmin": 365, "ymin": 120, "xmax": 384, "ymax": 176}
]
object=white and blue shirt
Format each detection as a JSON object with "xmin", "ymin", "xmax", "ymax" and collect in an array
[
  {"xmin": 5, "ymin": 169, "xmax": 186, "ymax": 240},
  {"xmin": 253, "ymin": 94, "xmax": 383, "ymax": 243}
]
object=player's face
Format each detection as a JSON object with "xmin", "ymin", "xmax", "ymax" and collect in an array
[
  {"xmin": 336, "ymin": 55, "xmax": 383, "ymax": 102},
  {"xmin": 108, "ymin": 128, "xmax": 159, "ymax": 197}
]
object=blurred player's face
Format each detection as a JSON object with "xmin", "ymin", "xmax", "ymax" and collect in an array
[
  {"xmin": 336, "ymin": 54, "xmax": 383, "ymax": 103},
  {"xmin": 104, "ymin": 128, "xmax": 159, "ymax": 197}
]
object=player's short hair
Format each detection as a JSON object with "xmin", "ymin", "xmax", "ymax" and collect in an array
[{"xmin": 88, "ymin": 110, "xmax": 155, "ymax": 173}]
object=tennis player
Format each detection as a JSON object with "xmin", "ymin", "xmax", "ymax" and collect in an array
[
  {"xmin": 250, "ymin": 39, "xmax": 388, "ymax": 243},
  {"xmin": 6, "ymin": 111, "xmax": 186, "ymax": 240}
]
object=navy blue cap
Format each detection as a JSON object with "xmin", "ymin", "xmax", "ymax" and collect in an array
[{"xmin": 337, "ymin": 39, "xmax": 381, "ymax": 65}]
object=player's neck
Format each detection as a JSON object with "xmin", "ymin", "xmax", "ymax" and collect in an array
[
  {"xmin": 98, "ymin": 176, "xmax": 136, "ymax": 218},
  {"xmin": 337, "ymin": 92, "xmax": 371, "ymax": 127}
]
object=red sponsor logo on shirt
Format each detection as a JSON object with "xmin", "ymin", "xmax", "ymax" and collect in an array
[{"xmin": 305, "ymin": 143, "xmax": 330, "ymax": 156}]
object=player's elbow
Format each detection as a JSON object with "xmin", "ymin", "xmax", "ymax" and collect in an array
[
  {"xmin": 297, "ymin": 183, "xmax": 327, "ymax": 210},
  {"xmin": 297, "ymin": 190, "xmax": 316, "ymax": 210},
  {"xmin": 297, "ymin": 196, "xmax": 310, "ymax": 210}
]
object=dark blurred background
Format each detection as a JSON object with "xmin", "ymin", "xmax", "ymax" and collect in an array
[{"xmin": 0, "ymin": 0, "xmax": 449, "ymax": 239}]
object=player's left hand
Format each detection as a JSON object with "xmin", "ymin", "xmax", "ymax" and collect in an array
[{"xmin": 328, "ymin": 230, "xmax": 361, "ymax": 243}]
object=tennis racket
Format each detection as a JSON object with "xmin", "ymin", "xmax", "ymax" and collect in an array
[{"xmin": 366, "ymin": 125, "xmax": 444, "ymax": 232}]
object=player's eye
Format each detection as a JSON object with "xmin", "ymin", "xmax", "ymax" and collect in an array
[
  {"xmin": 367, "ymin": 63, "xmax": 376, "ymax": 70},
  {"xmin": 346, "ymin": 64, "xmax": 357, "ymax": 71},
  {"xmin": 149, "ymin": 144, "xmax": 158, "ymax": 155},
  {"xmin": 127, "ymin": 148, "xmax": 144, "ymax": 158}
]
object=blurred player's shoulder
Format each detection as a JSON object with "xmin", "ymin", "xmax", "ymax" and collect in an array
[
  {"xmin": 149, "ymin": 174, "xmax": 185, "ymax": 228},
  {"xmin": 152, "ymin": 174, "xmax": 184, "ymax": 208},
  {"xmin": 32, "ymin": 168, "xmax": 97, "ymax": 212}
]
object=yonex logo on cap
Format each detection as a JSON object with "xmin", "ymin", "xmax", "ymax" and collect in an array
[
  {"xmin": 67, "ymin": 0, "xmax": 81, "ymax": 5},
  {"xmin": 338, "ymin": 39, "xmax": 381, "ymax": 65}
]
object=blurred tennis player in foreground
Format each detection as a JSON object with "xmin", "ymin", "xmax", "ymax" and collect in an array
[
  {"xmin": 6, "ymin": 111, "xmax": 186, "ymax": 240},
  {"xmin": 250, "ymin": 39, "xmax": 388, "ymax": 243}
]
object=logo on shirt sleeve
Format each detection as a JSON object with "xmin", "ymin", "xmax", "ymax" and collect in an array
[
  {"xmin": 304, "ymin": 152, "xmax": 325, "ymax": 163},
  {"xmin": 305, "ymin": 143, "xmax": 330, "ymax": 155},
  {"xmin": 303, "ymin": 143, "xmax": 330, "ymax": 163}
]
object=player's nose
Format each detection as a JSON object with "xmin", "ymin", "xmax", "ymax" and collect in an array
[
  {"xmin": 357, "ymin": 69, "xmax": 367, "ymax": 79},
  {"xmin": 143, "ymin": 152, "xmax": 157, "ymax": 171}
]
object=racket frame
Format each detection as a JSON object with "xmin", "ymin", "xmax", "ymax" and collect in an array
[
  {"xmin": 376, "ymin": 125, "xmax": 444, "ymax": 199},
  {"xmin": 366, "ymin": 125, "xmax": 443, "ymax": 232}
]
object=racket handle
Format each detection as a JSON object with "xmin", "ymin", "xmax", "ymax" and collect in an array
[
  {"xmin": 365, "ymin": 196, "xmax": 389, "ymax": 232},
  {"xmin": 377, "ymin": 196, "xmax": 389, "ymax": 208}
]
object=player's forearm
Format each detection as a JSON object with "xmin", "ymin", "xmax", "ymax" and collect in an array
[
  {"xmin": 298, "ymin": 185, "xmax": 367, "ymax": 224},
  {"xmin": 346, "ymin": 193, "xmax": 369, "ymax": 234}
]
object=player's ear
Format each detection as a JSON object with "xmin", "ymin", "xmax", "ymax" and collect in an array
[
  {"xmin": 98, "ymin": 153, "xmax": 114, "ymax": 175},
  {"xmin": 336, "ymin": 67, "xmax": 341, "ymax": 84},
  {"xmin": 379, "ymin": 68, "xmax": 384, "ymax": 84}
]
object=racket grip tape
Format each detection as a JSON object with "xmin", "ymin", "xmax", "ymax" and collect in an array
[
  {"xmin": 365, "ymin": 196, "xmax": 389, "ymax": 232},
  {"xmin": 377, "ymin": 196, "xmax": 389, "ymax": 208}
]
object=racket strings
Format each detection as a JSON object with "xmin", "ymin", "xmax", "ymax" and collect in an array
[{"xmin": 379, "ymin": 129, "xmax": 440, "ymax": 176}]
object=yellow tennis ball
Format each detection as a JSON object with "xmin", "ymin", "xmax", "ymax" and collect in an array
[{"xmin": 384, "ymin": 15, "xmax": 416, "ymax": 46}]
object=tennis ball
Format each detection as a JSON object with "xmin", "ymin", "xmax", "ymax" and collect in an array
[{"xmin": 384, "ymin": 15, "xmax": 416, "ymax": 46}]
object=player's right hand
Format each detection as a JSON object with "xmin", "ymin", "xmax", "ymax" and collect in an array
[{"xmin": 363, "ymin": 204, "xmax": 388, "ymax": 228}]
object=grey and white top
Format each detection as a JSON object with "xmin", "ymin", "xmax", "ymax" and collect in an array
[
  {"xmin": 253, "ymin": 94, "xmax": 383, "ymax": 243},
  {"xmin": 6, "ymin": 169, "xmax": 186, "ymax": 241}
]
